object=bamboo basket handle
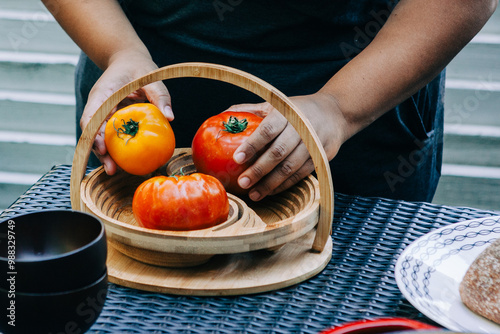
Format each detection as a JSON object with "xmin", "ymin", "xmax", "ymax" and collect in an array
[{"xmin": 70, "ymin": 63, "xmax": 333, "ymax": 252}]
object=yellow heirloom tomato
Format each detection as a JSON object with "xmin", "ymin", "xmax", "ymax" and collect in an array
[{"xmin": 104, "ymin": 103, "xmax": 175, "ymax": 175}]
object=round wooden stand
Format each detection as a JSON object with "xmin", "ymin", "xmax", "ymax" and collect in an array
[
  {"xmin": 108, "ymin": 229, "xmax": 332, "ymax": 296},
  {"xmin": 70, "ymin": 63, "xmax": 334, "ymax": 295}
]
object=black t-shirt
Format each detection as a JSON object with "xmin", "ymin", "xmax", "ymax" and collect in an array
[{"xmin": 75, "ymin": 0, "xmax": 444, "ymax": 201}]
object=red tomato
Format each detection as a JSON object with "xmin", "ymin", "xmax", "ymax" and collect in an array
[
  {"xmin": 132, "ymin": 173, "xmax": 229, "ymax": 231},
  {"xmin": 104, "ymin": 103, "xmax": 175, "ymax": 175},
  {"xmin": 191, "ymin": 111, "xmax": 263, "ymax": 195}
]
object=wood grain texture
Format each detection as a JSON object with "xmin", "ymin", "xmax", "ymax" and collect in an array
[
  {"xmin": 106, "ymin": 229, "xmax": 333, "ymax": 296},
  {"xmin": 80, "ymin": 149, "xmax": 321, "ymax": 266},
  {"xmin": 70, "ymin": 63, "xmax": 334, "ymax": 252},
  {"xmin": 70, "ymin": 63, "xmax": 335, "ymax": 294}
]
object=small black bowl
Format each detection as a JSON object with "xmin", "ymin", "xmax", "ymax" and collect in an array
[
  {"xmin": 0, "ymin": 270, "xmax": 107, "ymax": 334},
  {"xmin": 0, "ymin": 210, "xmax": 107, "ymax": 293}
]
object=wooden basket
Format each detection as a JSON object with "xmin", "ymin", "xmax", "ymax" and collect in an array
[{"xmin": 70, "ymin": 63, "xmax": 334, "ymax": 295}]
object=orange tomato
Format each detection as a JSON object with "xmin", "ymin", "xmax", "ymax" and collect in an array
[
  {"xmin": 104, "ymin": 103, "xmax": 175, "ymax": 175},
  {"xmin": 132, "ymin": 173, "xmax": 230, "ymax": 231}
]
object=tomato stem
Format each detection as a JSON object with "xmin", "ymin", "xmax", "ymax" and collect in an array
[
  {"xmin": 113, "ymin": 118, "xmax": 139, "ymax": 144},
  {"xmin": 170, "ymin": 167, "xmax": 186, "ymax": 180},
  {"xmin": 223, "ymin": 116, "xmax": 248, "ymax": 134},
  {"xmin": 216, "ymin": 115, "xmax": 248, "ymax": 142}
]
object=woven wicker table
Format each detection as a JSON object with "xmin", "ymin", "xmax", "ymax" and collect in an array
[{"xmin": 2, "ymin": 165, "xmax": 498, "ymax": 334}]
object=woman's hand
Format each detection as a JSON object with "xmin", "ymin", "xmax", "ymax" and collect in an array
[
  {"xmin": 41, "ymin": 0, "xmax": 172, "ymax": 175},
  {"xmin": 80, "ymin": 50, "xmax": 173, "ymax": 175},
  {"xmin": 232, "ymin": 0, "xmax": 498, "ymax": 202},
  {"xmin": 229, "ymin": 92, "xmax": 348, "ymax": 201}
]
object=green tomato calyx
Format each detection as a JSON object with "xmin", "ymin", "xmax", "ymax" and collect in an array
[
  {"xmin": 223, "ymin": 116, "xmax": 248, "ymax": 134},
  {"xmin": 114, "ymin": 118, "xmax": 139, "ymax": 144}
]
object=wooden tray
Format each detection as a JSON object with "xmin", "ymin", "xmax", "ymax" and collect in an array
[
  {"xmin": 107, "ymin": 229, "xmax": 332, "ymax": 296},
  {"xmin": 70, "ymin": 63, "xmax": 334, "ymax": 295},
  {"xmin": 81, "ymin": 148, "xmax": 322, "ymax": 266}
]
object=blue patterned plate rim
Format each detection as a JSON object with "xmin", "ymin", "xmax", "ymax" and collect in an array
[{"xmin": 395, "ymin": 215, "xmax": 500, "ymax": 333}]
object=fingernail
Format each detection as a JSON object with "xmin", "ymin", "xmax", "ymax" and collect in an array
[
  {"xmin": 239, "ymin": 176, "xmax": 251, "ymax": 189},
  {"xmin": 249, "ymin": 190, "xmax": 261, "ymax": 201},
  {"xmin": 163, "ymin": 105, "xmax": 174, "ymax": 120},
  {"xmin": 234, "ymin": 152, "xmax": 246, "ymax": 164},
  {"xmin": 103, "ymin": 163, "xmax": 109, "ymax": 175}
]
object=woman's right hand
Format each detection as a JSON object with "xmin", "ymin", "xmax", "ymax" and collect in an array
[
  {"xmin": 40, "ymin": 1, "xmax": 174, "ymax": 174},
  {"xmin": 80, "ymin": 49, "xmax": 174, "ymax": 175}
]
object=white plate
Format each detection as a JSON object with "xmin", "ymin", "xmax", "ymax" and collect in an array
[{"xmin": 395, "ymin": 215, "xmax": 500, "ymax": 333}]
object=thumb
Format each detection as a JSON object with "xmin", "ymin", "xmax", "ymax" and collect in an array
[{"xmin": 143, "ymin": 81, "xmax": 174, "ymax": 121}]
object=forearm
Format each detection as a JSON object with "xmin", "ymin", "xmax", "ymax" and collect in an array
[
  {"xmin": 41, "ymin": 0, "xmax": 150, "ymax": 69},
  {"xmin": 321, "ymin": 0, "xmax": 498, "ymax": 141}
]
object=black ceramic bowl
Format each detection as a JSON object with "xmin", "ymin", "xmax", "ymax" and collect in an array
[
  {"xmin": 0, "ymin": 210, "xmax": 107, "ymax": 293},
  {"xmin": 0, "ymin": 270, "xmax": 107, "ymax": 334}
]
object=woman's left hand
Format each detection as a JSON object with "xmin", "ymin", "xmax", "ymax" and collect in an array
[{"xmin": 229, "ymin": 92, "xmax": 347, "ymax": 201}]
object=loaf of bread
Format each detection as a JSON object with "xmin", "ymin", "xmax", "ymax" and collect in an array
[{"xmin": 459, "ymin": 238, "xmax": 500, "ymax": 324}]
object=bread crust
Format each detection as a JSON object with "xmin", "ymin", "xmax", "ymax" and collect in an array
[{"xmin": 459, "ymin": 238, "xmax": 500, "ymax": 324}]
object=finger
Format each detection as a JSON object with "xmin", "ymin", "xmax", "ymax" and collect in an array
[
  {"xmin": 89, "ymin": 121, "xmax": 120, "ymax": 176},
  {"xmin": 126, "ymin": 89, "xmax": 147, "ymax": 101},
  {"xmin": 237, "ymin": 122, "xmax": 301, "ymax": 190},
  {"xmin": 92, "ymin": 149, "xmax": 118, "ymax": 176},
  {"xmin": 226, "ymin": 102, "xmax": 274, "ymax": 118},
  {"xmin": 268, "ymin": 147, "xmax": 315, "ymax": 195},
  {"xmin": 245, "ymin": 141, "xmax": 311, "ymax": 201},
  {"xmin": 116, "ymin": 92, "xmax": 148, "ymax": 110},
  {"xmin": 143, "ymin": 81, "xmax": 174, "ymax": 121},
  {"xmin": 101, "ymin": 154, "xmax": 118, "ymax": 175},
  {"xmin": 92, "ymin": 123, "xmax": 107, "ymax": 156},
  {"xmin": 233, "ymin": 109, "xmax": 287, "ymax": 165},
  {"xmin": 80, "ymin": 78, "xmax": 121, "ymax": 133},
  {"xmin": 80, "ymin": 96, "xmax": 108, "ymax": 134}
]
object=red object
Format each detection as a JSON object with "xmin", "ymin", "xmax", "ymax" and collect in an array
[
  {"xmin": 319, "ymin": 318, "xmax": 439, "ymax": 334},
  {"xmin": 132, "ymin": 173, "xmax": 230, "ymax": 231},
  {"xmin": 192, "ymin": 111, "xmax": 263, "ymax": 195}
]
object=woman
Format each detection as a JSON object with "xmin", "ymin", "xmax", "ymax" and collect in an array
[{"xmin": 43, "ymin": 0, "xmax": 497, "ymax": 202}]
